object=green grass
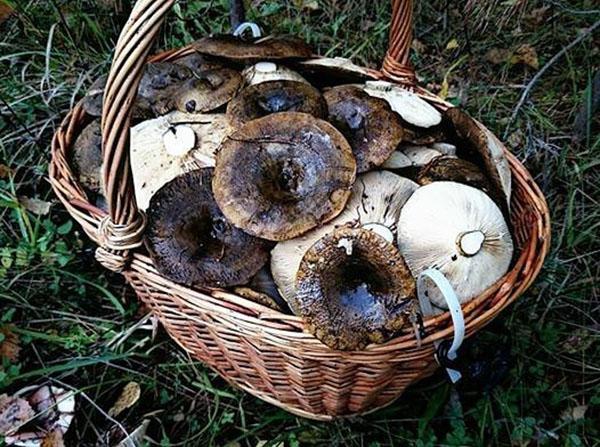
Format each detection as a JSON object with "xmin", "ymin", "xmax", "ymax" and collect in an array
[{"xmin": 1, "ymin": 0, "xmax": 599, "ymax": 445}]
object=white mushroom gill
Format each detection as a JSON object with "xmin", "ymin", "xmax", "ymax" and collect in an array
[
  {"xmin": 397, "ymin": 181, "xmax": 513, "ymax": 309},
  {"xmin": 271, "ymin": 170, "xmax": 418, "ymax": 313},
  {"xmin": 242, "ymin": 62, "xmax": 308, "ymax": 86}
]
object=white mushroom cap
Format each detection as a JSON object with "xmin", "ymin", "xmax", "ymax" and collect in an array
[
  {"xmin": 383, "ymin": 145, "xmax": 448, "ymax": 169},
  {"xmin": 242, "ymin": 61, "xmax": 308, "ymax": 86},
  {"xmin": 271, "ymin": 170, "xmax": 418, "ymax": 313},
  {"xmin": 363, "ymin": 81, "xmax": 442, "ymax": 128},
  {"xmin": 397, "ymin": 181, "xmax": 513, "ymax": 309},
  {"xmin": 130, "ymin": 111, "xmax": 234, "ymax": 210},
  {"xmin": 432, "ymin": 142, "xmax": 457, "ymax": 156}
]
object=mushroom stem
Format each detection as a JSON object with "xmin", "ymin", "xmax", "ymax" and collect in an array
[{"xmin": 456, "ymin": 230, "xmax": 486, "ymax": 257}]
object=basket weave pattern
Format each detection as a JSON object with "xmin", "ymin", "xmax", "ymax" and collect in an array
[{"xmin": 49, "ymin": 0, "xmax": 550, "ymax": 420}]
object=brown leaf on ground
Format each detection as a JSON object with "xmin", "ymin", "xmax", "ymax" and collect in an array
[
  {"xmin": 19, "ymin": 197, "xmax": 51, "ymax": 215},
  {"xmin": 0, "ymin": 164, "xmax": 13, "ymax": 178},
  {"xmin": 0, "ymin": 1, "xmax": 14, "ymax": 25},
  {"xmin": 0, "ymin": 394, "xmax": 34, "ymax": 435},
  {"xmin": 561, "ymin": 405, "xmax": 588, "ymax": 422},
  {"xmin": 0, "ymin": 324, "xmax": 20, "ymax": 363},
  {"xmin": 41, "ymin": 429, "xmax": 65, "ymax": 447},
  {"xmin": 109, "ymin": 382, "xmax": 141, "ymax": 417},
  {"xmin": 511, "ymin": 44, "xmax": 539, "ymax": 69},
  {"xmin": 485, "ymin": 48, "xmax": 512, "ymax": 65}
]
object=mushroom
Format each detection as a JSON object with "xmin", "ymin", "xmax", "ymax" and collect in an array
[
  {"xmin": 242, "ymin": 62, "xmax": 308, "ymax": 86},
  {"xmin": 131, "ymin": 111, "xmax": 234, "ymax": 210},
  {"xmin": 80, "ymin": 75, "xmax": 151, "ymax": 120},
  {"xmin": 172, "ymin": 67, "xmax": 242, "ymax": 114},
  {"xmin": 192, "ymin": 34, "xmax": 312, "ymax": 63},
  {"xmin": 72, "ymin": 119, "xmax": 103, "ymax": 194},
  {"xmin": 271, "ymin": 171, "xmax": 418, "ymax": 313},
  {"xmin": 226, "ymin": 80, "xmax": 327, "ymax": 125},
  {"xmin": 136, "ymin": 62, "xmax": 196, "ymax": 116},
  {"xmin": 363, "ymin": 81, "xmax": 442, "ymax": 128},
  {"xmin": 233, "ymin": 267, "xmax": 290, "ymax": 312},
  {"xmin": 173, "ymin": 52, "xmax": 222, "ymax": 73},
  {"xmin": 402, "ymin": 124, "xmax": 448, "ymax": 146},
  {"xmin": 417, "ymin": 156, "xmax": 505, "ymax": 208},
  {"xmin": 294, "ymin": 227, "xmax": 416, "ymax": 350},
  {"xmin": 445, "ymin": 107, "xmax": 512, "ymax": 207},
  {"xmin": 397, "ymin": 181, "xmax": 513, "ymax": 309},
  {"xmin": 382, "ymin": 145, "xmax": 446, "ymax": 179},
  {"xmin": 146, "ymin": 168, "xmax": 270, "ymax": 288},
  {"xmin": 432, "ymin": 142, "xmax": 457, "ymax": 156},
  {"xmin": 324, "ymin": 85, "xmax": 404, "ymax": 172},
  {"xmin": 296, "ymin": 57, "xmax": 375, "ymax": 84},
  {"xmin": 213, "ymin": 112, "xmax": 356, "ymax": 241}
]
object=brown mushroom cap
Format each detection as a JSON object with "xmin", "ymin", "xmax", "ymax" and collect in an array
[
  {"xmin": 192, "ymin": 34, "xmax": 312, "ymax": 63},
  {"xmin": 295, "ymin": 227, "xmax": 416, "ymax": 350},
  {"xmin": 213, "ymin": 112, "xmax": 357, "ymax": 241},
  {"xmin": 324, "ymin": 85, "xmax": 404, "ymax": 172},
  {"xmin": 72, "ymin": 119, "xmax": 103, "ymax": 193},
  {"xmin": 81, "ymin": 75, "xmax": 151, "ymax": 120},
  {"xmin": 172, "ymin": 67, "xmax": 242, "ymax": 114},
  {"xmin": 137, "ymin": 62, "xmax": 195, "ymax": 115},
  {"xmin": 226, "ymin": 80, "xmax": 326, "ymax": 126},
  {"xmin": 146, "ymin": 168, "xmax": 271, "ymax": 288},
  {"xmin": 295, "ymin": 57, "xmax": 375, "ymax": 85}
]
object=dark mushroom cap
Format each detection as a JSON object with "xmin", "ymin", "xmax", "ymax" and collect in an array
[
  {"xmin": 213, "ymin": 112, "xmax": 356, "ymax": 241},
  {"xmin": 173, "ymin": 67, "xmax": 242, "ymax": 114},
  {"xmin": 72, "ymin": 119, "xmax": 103, "ymax": 193},
  {"xmin": 295, "ymin": 227, "xmax": 416, "ymax": 350},
  {"xmin": 173, "ymin": 52, "xmax": 223, "ymax": 73},
  {"xmin": 146, "ymin": 168, "xmax": 270, "ymax": 288},
  {"xmin": 324, "ymin": 85, "xmax": 404, "ymax": 173},
  {"xmin": 192, "ymin": 35, "xmax": 312, "ymax": 63},
  {"xmin": 80, "ymin": 75, "xmax": 152, "ymax": 120},
  {"xmin": 295, "ymin": 57, "xmax": 374, "ymax": 86},
  {"xmin": 137, "ymin": 62, "xmax": 195, "ymax": 115},
  {"xmin": 226, "ymin": 80, "xmax": 326, "ymax": 125}
]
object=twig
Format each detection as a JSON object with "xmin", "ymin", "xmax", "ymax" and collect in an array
[
  {"xmin": 504, "ymin": 19, "xmax": 600, "ymax": 139},
  {"xmin": 229, "ymin": 0, "xmax": 246, "ymax": 30}
]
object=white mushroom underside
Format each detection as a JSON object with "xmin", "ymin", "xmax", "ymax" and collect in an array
[
  {"xmin": 130, "ymin": 111, "xmax": 233, "ymax": 210},
  {"xmin": 271, "ymin": 171, "xmax": 418, "ymax": 313},
  {"xmin": 383, "ymin": 146, "xmax": 448, "ymax": 169},
  {"xmin": 298, "ymin": 57, "xmax": 372, "ymax": 77},
  {"xmin": 242, "ymin": 62, "xmax": 309, "ymax": 86},
  {"xmin": 363, "ymin": 81, "xmax": 442, "ymax": 128},
  {"xmin": 398, "ymin": 181, "xmax": 513, "ymax": 309}
]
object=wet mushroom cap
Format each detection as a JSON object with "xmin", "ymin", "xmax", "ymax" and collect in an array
[
  {"xmin": 81, "ymin": 76, "xmax": 107, "ymax": 117},
  {"xmin": 72, "ymin": 119, "xmax": 103, "ymax": 193},
  {"xmin": 173, "ymin": 67, "xmax": 242, "ymax": 114},
  {"xmin": 192, "ymin": 34, "xmax": 312, "ymax": 63},
  {"xmin": 146, "ymin": 168, "xmax": 270, "ymax": 288},
  {"xmin": 213, "ymin": 112, "xmax": 356, "ymax": 241},
  {"xmin": 324, "ymin": 85, "xmax": 404, "ymax": 173},
  {"xmin": 295, "ymin": 227, "xmax": 416, "ymax": 350},
  {"xmin": 137, "ymin": 62, "xmax": 195, "ymax": 115},
  {"xmin": 226, "ymin": 80, "xmax": 327, "ymax": 125}
]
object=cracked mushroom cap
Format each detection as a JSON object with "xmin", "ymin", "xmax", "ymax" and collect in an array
[
  {"xmin": 445, "ymin": 107, "xmax": 512, "ymax": 208},
  {"xmin": 397, "ymin": 181, "xmax": 513, "ymax": 309},
  {"xmin": 242, "ymin": 62, "xmax": 308, "ymax": 86},
  {"xmin": 295, "ymin": 227, "xmax": 416, "ymax": 350},
  {"xmin": 192, "ymin": 34, "xmax": 312, "ymax": 63},
  {"xmin": 72, "ymin": 119, "xmax": 103, "ymax": 194},
  {"xmin": 131, "ymin": 111, "xmax": 235, "ymax": 210},
  {"xmin": 363, "ymin": 81, "xmax": 442, "ymax": 128},
  {"xmin": 271, "ymin": 171, "xmax": 418, "ymax": 313},
  {"xmin": 146, "ymin": 168, "xmax": 270, "ymax": 288},
  {"xmin": 172, "ymin": 67, "xmax": 242, "ymax": 114},
  {"xmin": 213, "ymin": 112, "xmax": 356, "ymax": 241},
  {"xmin": 226, "ymin": 80, "xmax": 327, "ymax": 126},
  {"xmin": 324, "ymin": 85, "xmax": 404, "ymax": 173}
]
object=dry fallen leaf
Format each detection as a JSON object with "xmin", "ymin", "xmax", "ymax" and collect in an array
[
  {"xmin": 485, "ymin": 48, "xmax": 512, "ymax": 65},
  {"xmin": 0, "ymin": 324, "xmax": 20, "ymax": 363},
  {"xmin": 0, "ymin": 164, "xmax": 13, "ymax": 179},
  {"xmin": 41, "ymin": 429, "xmax": 65, "ymax": 447},
  {"xmin": 0, "ymin": 394, "xmax": 34, "ymax": 435},
  {"xmin": 511, "ymin": 44, "xmax": 539, "ymax": 70},
  {"xmin": 446, "ymin": 38, "xmax": 459, "ymax": 50},
  {"xmin": 0, "ymin": 1, "xmax": 14, "ymax": 25},
  {"xmin": 19, "ymin": 197, "xmax": 51, "ymax": 216},
  {"xmin": 109, "ymin": 382, "xmax": 141, "ymax": 417},
  {"xmin": 412, "ymin": 38, "xmax": 427, "ymax": 54},
  {"xmin": 561, "ymin": 405, "xmax": 588, "ymax": 422}
]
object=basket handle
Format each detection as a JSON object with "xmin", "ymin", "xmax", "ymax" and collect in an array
[{"xmin": 96, "ymin": 0, "xmax": 416, "ymax": 271}]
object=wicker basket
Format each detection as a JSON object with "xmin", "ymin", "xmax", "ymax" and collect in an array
[{"xmin": 49, "ymin": 0, "xmax": 551, "ymax": 420}]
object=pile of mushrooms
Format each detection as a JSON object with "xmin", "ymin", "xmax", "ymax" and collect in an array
[{"xmin": 71, "ymin": 30, "xmax": 515, "ymax": 350}]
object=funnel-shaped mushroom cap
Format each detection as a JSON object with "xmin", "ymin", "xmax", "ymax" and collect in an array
[
  {"xmin": 324, "ymin": 85, "xmax": 404, "ymax": 173},
  {"xmin": 213, "ymin": 112, "xmax": 356, "ymax": 241},
  {"xmin": 295, "ymin": 227, "xmax": 416, "ymax": 350},
  {"xmin": 72, "ymin": 120, "xmax": 103, "ymax": 193},
  {"xmin": 226, "ymin": 80, "xmax": 326, "ymax": 125},
  {"xmin": 297, "ymin": 57, "xmax": 374, "ymax": 83},
  {"xmin": 172, "ymin": 67, "xmax": 241, "ymax": 114},
  {"xmin": 271, "ymin": 171, "xmax": 418, "ymax": 313},
  {"xmin": 397, "ymin": 181, "xmax": 513, "ymax": 308},
  {"xmin": 131, "ymin": 112, "xmax": 234, "ymax": 210},
  {"xmin": 242, "ymin": 62, "xmax": 308, "ymax": 86},
  {"xmin": 363, "ymin": 81, "xmax": 442, "ymax": 128},
  {"xmin": 146, "ymin": 168, "xmax": 270, "ymax": 288},
  {"xmin": 192, "ymin": 35, "xmax": 312, "ymax": 63},
  {"xmin": 445, "ymin": 108, "xmax": 512, "ymax": 207}
]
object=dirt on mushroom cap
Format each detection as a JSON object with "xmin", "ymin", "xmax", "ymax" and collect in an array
[
  {"xmin": 226, "ymin": 80, "xmax": 327, "ymax": 125},
  {"xmin": 324, "ymin": 85, "xmax": 404, "ymax": 173},
  {"xmin": 295, "ymin": 227, "xmax": 416, "ymax": 351},
  {"xmin": 146, "ymin": 168, "xmax": 271, "ymax": 288},
  {"xmin": 213, "ymin": 112, "xmax": 356, "ymax": 241}
]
